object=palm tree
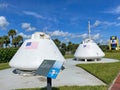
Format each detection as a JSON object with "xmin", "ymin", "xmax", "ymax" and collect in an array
[
  {"xmin": 17, "ymin": 35, "xmax": 23, "ymax": 46},
  {"xmin": 3, "ymin": 35, "xmax": 10, "ymax": 48},
  {"xmin": 12, "ymin": 37, "xmax": 17, "ymax": 47},
  {"xmin": 67, "ymin": 41, "xmax": 73, "ymax": 51},
  {"xmin": 12, "ymin": 35, "xmax": 23, "ymax": 47},
  {"xmin": 8, "ymin": 29, "xmax": 16, "ymax": 39},
  {"xmin": 8, "ymin": 29, "xmax": 17, "ymax": 46},
  {"xmin": 0, "ymin": 37, "xmax": 4, "ymax": 48},
  {"xmin": 53, "ymin": 39, "xmax": 61, "ymax": 48}
]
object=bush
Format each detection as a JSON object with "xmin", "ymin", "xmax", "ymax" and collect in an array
[
  {"xmin": 0, "ymin": 48, "xmax": 18, "ymax": 63},
  {"xmin": 60, "ymin": 49, "xmax": 66, "ymax": 56}
]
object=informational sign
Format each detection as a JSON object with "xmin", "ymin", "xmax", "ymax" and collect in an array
[
  {"xmin": 36, "ymin": 60, "xmax": 63, "ymax": 79},
  {"xmin": 109, "ymin": 36, "xmax": 119, "ymax": 50}
]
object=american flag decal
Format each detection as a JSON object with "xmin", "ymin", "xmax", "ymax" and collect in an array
[
  {"xmin": 83, "ymin": 45, "xmax": 86, "ymax": 47},
  {"xmin": 25, "ymin": 42, "xmax": 39, "ymax": 49},
  {"xmin": 83, "ymin": 44, "xmax": 90, "ymax": 48}
]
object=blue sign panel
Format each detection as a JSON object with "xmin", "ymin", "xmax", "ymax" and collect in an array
[
  {"xmin": 36, "ymin": 60, "xmax": 63, "ymax": 79},
  {"xmin": 47, "ymin": 68, "xmax": 60, "ymax": 79},
  {"xmin": 47, "ymin": 61, "xmax": 63, "ymax": 79}
]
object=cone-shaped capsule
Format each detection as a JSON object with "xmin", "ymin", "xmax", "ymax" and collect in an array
[{"xmin": 9, "ymin": 32, "xmax": 65, "ymax": 70}]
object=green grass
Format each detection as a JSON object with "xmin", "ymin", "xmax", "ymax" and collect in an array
[
  {"xmin": 18, "ymin": 85, "xmax": 107, "ymax": 90},
  {"xmin": 77, "ymin": 62, "xmax": 120, "ymax": 85},
  {"xmin": 64, "ymin": 55, "xmax": 74, "ymax": 59},
  {"xmin": 0, "ymin": 63, "xmax": 10, "ymax": 70},
  {"xmin": 105, "ymin": 51, "xmax": 120, "ymax": 60}
]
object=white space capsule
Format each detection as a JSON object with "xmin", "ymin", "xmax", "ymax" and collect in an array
[
  {"xmin": 9, "ymin": 32, "xmax": 65, "ymax": 71},
  {"xmin": 74, "ymin": 21, "xmax": 105, "ymax": 61},
  {"xmin": 74, "ymin": 39, "xmax": 105, "ymax": 61}
]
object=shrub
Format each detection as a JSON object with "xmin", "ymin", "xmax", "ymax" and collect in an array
[{"xmin": 0, "ymin": 48, "xmax": 18, "ymax": 63}]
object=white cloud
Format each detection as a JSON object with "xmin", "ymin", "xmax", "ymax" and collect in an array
[
  {"xmin": 0, "ymin": 16, "xmax": 9, "ymax": 29},
  {"xmin": 92, "ymin": 20, "xmax": 101, "ymax": 27},
  {"xmin": 104, "ymin": 6, "xmax": 120, "ymax": 14},
  {"xmin": 22, "ymin": 23, "xmax": 30, "ymax": 28},
  {"xmin": 112, "ymin": 6, "xmax": 120, "ymax": 14},
  {"xmin": 102, "ymin": 21, "xmax": 116, "ymax": 26},
  {"xmin": 116, "ymin": 23, "xmax": 120, "ymax": 26},
  {"xmin": 64, "ymin": 38, "xmax": 70, "ymax": 42},
  {"xmin": 92, "ymin": 20, "xmax": 118, "ymax": 27},
  {"xmin": 0, "ymin": 3, "xmax": 9, "ymax": 8},
  {"xmin": 80, "ymin": 33, "xmax": 88, "ymax": 39},
  {"xmin": 99, "ymin": 39, "xmax": 103, "ymax": 44},
  {"xmin": 21, "ymin": 23, "xmax": 36, "ymax": 31},
  {"xmin": 117, "ymin": 16, "xmax": 120, "ymax": 20},
  {"xmin": 47, "ymin": 30, "xmax": 101, "ymax": 42},
  {"xmin": 23, "ymin": 11, "xmax": 57, "ymax": 22},
  {"xmin": 72, "ymin": 33, "xmax": 88, "ymax": 39},
  {"xmin": 72, "ymin": 33, "xmax": 101, "ymax": 40},
  {"xmin": 50, "ymin": 30, "xmax": 71, "ymax": 37},
  {"xmin": 92, "ymin": 33, "xmax": 100, "ymax": 40},
  {"xmin": 23, "ymin": 11, "xmax": 45, "ymax": 19},
  {"xmin": 17, "ymin": 32, "xmax": 31, "ymax": 39},
  {"xmin": 48, "ymin": 30, "xmax": 89, "ymax": 41}
]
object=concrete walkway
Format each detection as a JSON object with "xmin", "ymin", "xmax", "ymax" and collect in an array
[{"xmin": 0, "ymin": 58, "xmax": 118, "ymax": 90}]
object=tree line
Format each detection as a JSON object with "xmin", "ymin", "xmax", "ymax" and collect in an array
[
  {"xmin": 53, "ymin": 39, "xmax": 79, "ymax": 55},
  {"xmin": 0, "ymin": 29, "xmax": 108, "ymax": 56},
  {"xmin": 53, "ymin": 39, "xmax": 109, "ymax": 55},
  {"xmin": 0, "ymin": 29, "xmax": 79, "ymax": 55},
  {"xmin": 0, "ymin": 29, "xmax": 23, "ymax": 48}
]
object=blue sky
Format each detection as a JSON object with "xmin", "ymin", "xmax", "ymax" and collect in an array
[{"xmin": 0, "ymin": 0, "xmax": 120, "ymax": 44}]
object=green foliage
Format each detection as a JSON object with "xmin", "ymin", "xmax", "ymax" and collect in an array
[
  {"xmin": 77, "ymin": 62, "xmax": 120, "ymax": 85},
  {"xmin": 3, "ymin": 35, "xmax": 10, "ymax": 48},
  {"xmin": 99, "ymin": 45, "xmax": 109, "ymax": 51},
  {"xmin": 12, "ymin": 35, "xmax": 23, "ymax": 47},
  {"xmin": 53, "ymin": 39, "xmax": 79, "ymax": 55},
  {"xmin": 66, "ymin": 42, "xmax": 79, "ymax": 54},
  {"xmin": 8, "ymin": 29, "xmax": 17, "ymax": 39},
  {"xmin": 0, "ymin": 48, "xmax": 18, "ymax": 63},
  {"xmin": 0, "ymin": 37, "xmax": 4, "ymax": 47},
  {"xmin": 60, "ymin": 49, "xmax": 66, "ymax": 56},
  {"xmin": 53, "ymin": 39, "xmax": 61, "ymax": 48},
  {"xmin": 0, "ymin": 63, "xmax": 10, "ymax": 70}
]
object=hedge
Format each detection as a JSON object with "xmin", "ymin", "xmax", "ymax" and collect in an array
[{"xmin": 0, "ymin": 48, "xmax": 18, "ymax": 63}]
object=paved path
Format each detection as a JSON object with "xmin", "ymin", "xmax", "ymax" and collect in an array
[
  {"xmin": 110, "ymin": 73, "xmax": 120, "ymax": 90},
  {"xmin": 0, "ymin": 58, "xmax": 118, "ymax": 90}
]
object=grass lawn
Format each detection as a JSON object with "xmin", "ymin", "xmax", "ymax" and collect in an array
[
  {"xmin": 18, "ymin": 86, "xmax": 107, "ymax": 90},
  {"xmin": 0, "ymin": 63, "xmax": 10, "ymax": 70},
  {"xmin": 64, "ymin": 54, "xmax": 74, "ymax": 59},
  {"xmin": 77, "ymin": 62, "xmax": 120, "ymax": 85},
  {"xmin": 105, "ymin": 51, "xmax": 120, "ymax": 60}
]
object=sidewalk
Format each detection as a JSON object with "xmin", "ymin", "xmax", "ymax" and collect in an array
[
  {"xmin": 0, "ymin": 59, "xmax": 105, "ymax": 90},
  {"xmin": 110, "ymin": 73, "xmax": 120, "ymax": 90},
  {"xmin": 0, "ymin": 58, "xmax": 118, "ymax": 90}
]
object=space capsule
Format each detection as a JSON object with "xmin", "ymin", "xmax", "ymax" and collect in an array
[
  {"xmin": 9, "ymin": 32, "xmax": 65, "ymax": 71},
  {"xmin": 74, "ymin": 21, "xmax": 105, "ymax": 61}
]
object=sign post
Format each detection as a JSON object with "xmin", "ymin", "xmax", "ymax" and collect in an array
[
  {"xmin": 47, "ymin": 77, "xmax": 52, "ymax": 90},
  {"xmin": 36, "ymin": 60, "xmax": 63, "ymax": 90}
]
